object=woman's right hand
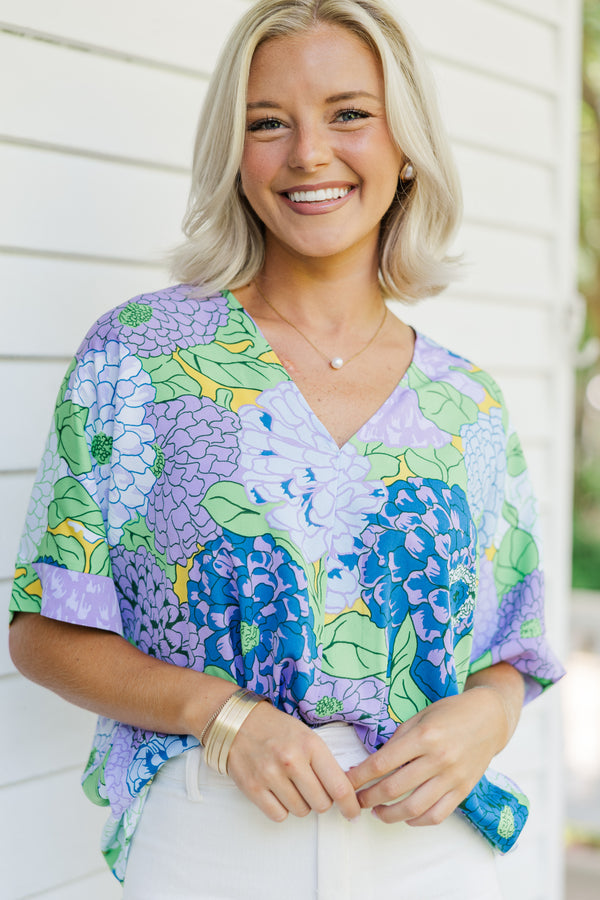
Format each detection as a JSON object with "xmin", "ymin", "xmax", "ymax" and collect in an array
[{"xmin": 226, "ymin": 702, "xmax": 361, "ymax": 823}]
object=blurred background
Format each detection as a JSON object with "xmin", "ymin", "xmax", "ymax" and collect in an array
[
  {"xmin": 565, "ymin": 0, "xmax": 600, "ymax": 896},
  {"xmin": 0, "ymin": 1, "xmax": 597, "ymax": 898}
]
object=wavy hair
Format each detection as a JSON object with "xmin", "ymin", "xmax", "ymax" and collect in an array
[{"xmin": 171, "ymin": 0, "xmax": 462, "ymax": 301}]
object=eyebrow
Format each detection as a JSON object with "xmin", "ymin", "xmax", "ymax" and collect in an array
[{"xmin": 246, "ymin": 90, "xmax": 381, "ymax": 110}]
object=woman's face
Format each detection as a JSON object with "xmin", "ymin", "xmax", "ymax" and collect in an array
[{"xmin": 240, "ymin": 23, "xmax": 403, "ymax": 268}]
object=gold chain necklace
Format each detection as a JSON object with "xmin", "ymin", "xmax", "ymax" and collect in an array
[{"xmin": 253, "ymin": 281, "xmax": 388, "ymax": 370}]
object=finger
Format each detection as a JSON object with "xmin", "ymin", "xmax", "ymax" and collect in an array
[
  {"xmin": 356, "ymin": 756, "xmax": 431, "ymax": 809},
  {"xmin": 289, "ymin": 771, "xmax": 334, "ymax": 815},
  {"xmin": 347, "ymin": 732, "xmax": 418, "ymax": 792},
  {"xmin": 243, "ymin": 788, "xmax": 290, "ymax": 823},
  {"xmin": 269, "ymin": 777, "xmax": 315, "ymax": 818},
  {"xmin": 372, "ymin": 779, "xmax": 458, "ymax": 826},
  {"xmin": 404, "ymin": 791, "xmax": 460, "ymax": 827},
  {"xmin": 310, "ymin": 744, "xmax": 362, "ymax": 821}
]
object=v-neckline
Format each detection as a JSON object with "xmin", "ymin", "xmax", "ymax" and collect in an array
[{"xmin": 225, "ymin": 289, "xmax": 418, "ymax": 452}]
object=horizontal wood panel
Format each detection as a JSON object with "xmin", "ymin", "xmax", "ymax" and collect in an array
[
  {"xmin": 34, "ymin": 870, "xmax": 122, "ymax": 900},
  {"xmin": 0, "ymin": 581, "xmax": 16, "ymax": 676},
  {"xmin": 0, "ymin": 0, "xmax": 249, "ymax": 72},
  {"xmin": 0, "ymin": 253, "xmax": 167, "ymax": 358},
  {"xmin": 457, "ymin": 145, "xmax": 556, "ymax": 234},
  {"xmin": 0, "ymin": 144, "xmax": 188, "ymax": 262},
  {"xmin": 396, "ymin": 0, "xmax": 557, "ymax": 90},
  {"xmin": 490, "ymin": 0, "xmax": 560, "ymax": 22},
  {"xmin": 2, "ymin": 31, "xmax": 203, "ymax": 169},
  {"xmin": 0, "ymin": 473, "xmax": 35, "ymax": 579},
  {"xmin": 0, "ymin": 676, "xmax": 97, "ymax": 786},
  {"xmin": 434, "ymin": 60, "xmax": 556, "ymax": 162},
  {"xmin": 0, "ymin": 768, "xmax": 112, "ymax": 898},
  {"xmin": 453, "ymin": 224, "xmax": 555, "ymax": 297},
  {"xmin": 0, "ymin": 360, "xmax": 65, "ymax": 471},
  {"xmin": 400, "ymin": 296, "xmax": 554, "ymax": 373}
]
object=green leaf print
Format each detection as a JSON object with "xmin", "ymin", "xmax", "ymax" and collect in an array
[
  {"xmin": 48, "ymin": 477, "xmax": 106, "ymax": 537},
  {"xmin": 121, "ymin": 515, "xmax": 175, "ymax": 581},
  {"xmin": 56, "ymin": 400, "xmax": 91, "ymax": 475},
  {"xmin": 469, "ymin": 649, "xmax": 493, "ymax": 677},
  {"xmin": 180, "ymin": 343, "xmax": 280, "ymax": 394},
  {"xmin": 453, "ymin": 634, "xmax": 473, "ymax": 691},
  {"xmin": 10, "ymin": 565, "xmax": 42, "ymax": 615},
  {"xmin": 360, "ymin": 443, "xmax": 402, "ymax": 481},
  {"xmin": 502, "ymin": 500, "xmax": 519, "ymax": 529},
  {"xmin": 408, "ymin": 367, "xmax": 479, "ymax": 432},
  {"xmin": 203, "ymin": 665, "xmax": 237, "ymax": 684},
  {"xmin": 202, "ymin": 481, "xmax": 276, "ymax": 537},
  {"xmin": 38, "ymin": 531, "xmax": 86, "ymax": 571},
  {"xmin": 141, "ymin": 355, "xmax": 204, "ymax": 403},
  {"xmin": 389, "ymin": 615, "xmax": 429, "ymax": 722},
  {"xmin": 321, "ymin": 611, "xmax": 388, "ymax": 680},
  {"xmin": 462, "ymin": 368, "xmax": 503, "ymax": 405},
  {"xmin": 89, "ymin": 540, "xmax": 111, "ymax": 577},
  {"xmin": 494, "ymin": 528, "xmax": 539, "ymax": 599},
  {"xmin": 506, "ymin": 432, "xmax": 527, "ymax": 478},
  {"xmin": 405, "ymin": 443, "xmax": 467, "ymax": 489}
]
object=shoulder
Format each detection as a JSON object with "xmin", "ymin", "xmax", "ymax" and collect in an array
[
  {"xmin": 412, "ymin": 330, "xmax": 507, "ymax": 412},
  {"xmin": 75, "ymin": 284, "xmax": 233, "ymax": 361}
]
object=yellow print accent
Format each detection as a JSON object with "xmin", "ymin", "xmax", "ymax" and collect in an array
[
  {"xmin": 485, "ymin": 546, "xmax": 496, "ymax": 561},
  {"xmin": 312, "ymin": 559, "xmax": 322, "ymax": 596},
  {"xmin": 214, "ymin": 340, "xmax": 254, "ymax": 354},
  {"xmin": 258, "ymin": 350, "xmax": 280, "ymax": 365},
  {"xmin": 174, "ymin": 555, "xmax": 199, "ymax": 606},
  {"xmin": 382, "ymin": 454, "xmax": 415, "ymax": 486},
  {"xmin": 25, "ymin": 578, "xmax": 43, "ymax": 599},
  {"xmin": 452, "ymin": 435, "xmax": 464, "ymax": 453},
  {"xmin": 478, "ymin": 390, "xmax": 502, "ymax": 416},
  {"xmin": 324, "ymin": 595, "xmax": 371, "ymax": 626},
  {"xmin": 48, "ymin": 519, "xmax": 104, "ymax": 575},
  {"xmin": 172, "ymin": 349, "xmax": 262, "ymax": 412}
]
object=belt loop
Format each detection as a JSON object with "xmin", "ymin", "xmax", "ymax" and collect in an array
[{"xmin": 185, "ymin": 746, "xmax": 204, "ymax": 802}]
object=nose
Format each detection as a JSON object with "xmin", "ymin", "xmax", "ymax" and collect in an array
[{"xmin": 287, "ymin": 123, "xmax": 332, "ymax": 171}]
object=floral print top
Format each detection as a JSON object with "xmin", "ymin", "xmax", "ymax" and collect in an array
[{"xmin": 10, "ymin": 285, "xmax": 564, "ymax": 881}]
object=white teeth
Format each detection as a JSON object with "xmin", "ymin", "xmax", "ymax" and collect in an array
[{"xmin": 287, "ymin": 186, "xmax": 352, "ymax": 203}]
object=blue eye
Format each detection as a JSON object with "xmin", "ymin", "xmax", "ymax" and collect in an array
[
  {"xmin": 248, "ymin": 118, "xmax": 284, "ymax": 132},
  {"xmin": 336, "ymin": 108, "xmax": 370, "ymax": 122}
]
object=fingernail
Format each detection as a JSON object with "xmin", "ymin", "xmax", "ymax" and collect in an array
[
  {"xmin": 371, "ymin": 809, "xmax": 380, "ymax": 821},
  {"xmin": 347, "ymin": 815, "xmax": 361, "ymax": 825}
]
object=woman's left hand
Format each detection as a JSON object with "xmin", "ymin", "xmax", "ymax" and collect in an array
[{"xmin": 346, "ymin": 663, "xmax": 524, "ymax": 826}]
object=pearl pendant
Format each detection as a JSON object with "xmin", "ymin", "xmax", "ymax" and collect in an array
[{"xmin": 330, "ymin": 357, "xmax": 344, "ymax": 370}]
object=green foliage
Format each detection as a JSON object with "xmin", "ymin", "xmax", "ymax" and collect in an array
[
  {"xmin": 572, "ymin": 457, "xmax": 600, "ymax": 590},
  {"xmin": 573, "ymin": 2, "xmax": 600, "ymax": 589}
]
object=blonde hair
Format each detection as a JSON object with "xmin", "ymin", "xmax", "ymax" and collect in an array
[{"xmin": 171, "ymin": 0, "xmax": 462, "ymax": 301}]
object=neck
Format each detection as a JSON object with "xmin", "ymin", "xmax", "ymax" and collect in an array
[{"xmin": 256, "ymin": 237, "xmax": 384, "ymax": 331}]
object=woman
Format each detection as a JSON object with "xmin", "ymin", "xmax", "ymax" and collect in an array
[{"xmin": 9, "ymin": 1, "xmax": 564, "ymax": 897}]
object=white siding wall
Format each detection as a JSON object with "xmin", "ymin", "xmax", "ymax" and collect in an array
[{"xmin": 1, "ymin": 1, "xmax": 579, "ymax": 897}]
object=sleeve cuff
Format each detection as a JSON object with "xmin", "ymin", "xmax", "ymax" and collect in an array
[{"xmin": 33, "ymin": 562, "xmax": 123, "ymax": 635}]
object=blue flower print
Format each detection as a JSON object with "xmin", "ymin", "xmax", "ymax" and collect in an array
[
  {"xmin": 65, "ymin": 342, "xmax": 157, "ymax": 543},
  {"xmin": 461, "ymin": 408, "xmax": 506, "ymax": 548},
  {"xmin": 17, "ymin": 428, "xmax": 68, "ymax": 562},
  {"xmin": 358, "ymin": 478, "xmax": 477, "ymax": 700},
  {"xmin": 187, "ymin": 533, "xmax": 318, "ymax": 707}
]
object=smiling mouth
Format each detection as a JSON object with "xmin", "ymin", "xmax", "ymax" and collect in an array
[{"xmin": 285, "ymin": 186, "xmax": 354, "ymax": 203}]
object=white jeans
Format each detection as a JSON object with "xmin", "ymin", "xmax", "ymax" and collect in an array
[{"xmin": 123, "ymin": 723, "xmax": 503, "ymax": 900}]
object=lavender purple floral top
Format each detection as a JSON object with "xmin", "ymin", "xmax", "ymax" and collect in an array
[{"xmin": 10, "ymin": 285, "xmax": 564, "ymax": 881}]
